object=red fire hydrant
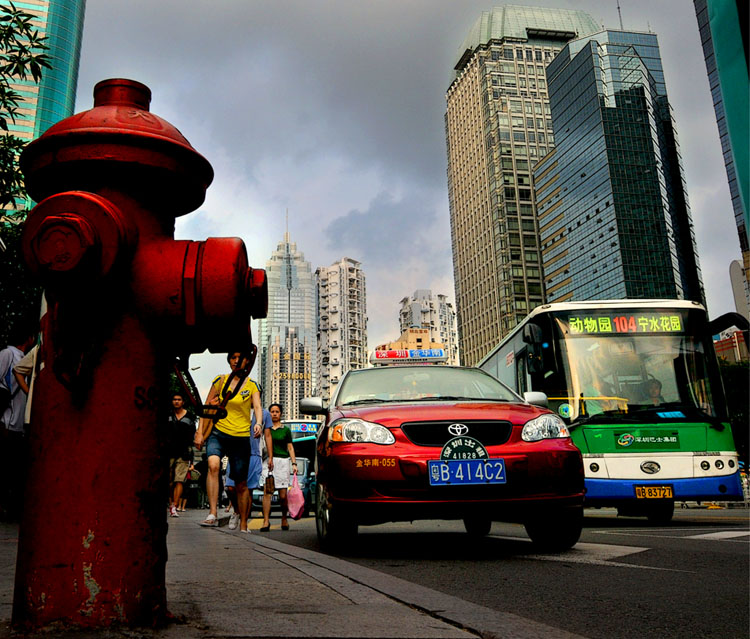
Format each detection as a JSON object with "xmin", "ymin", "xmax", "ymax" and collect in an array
[{"xmin": 12, "ymin": 79, "xmax": 267, "ymax": 629}]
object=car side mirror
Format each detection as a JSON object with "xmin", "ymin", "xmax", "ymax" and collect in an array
[
  {"xmin": 300, "ymin": 396, "xmax": 326, "ymax": 415},
  {"xmin": 523, "ymin": 391, "xmax": 548, "ymax": 408}
]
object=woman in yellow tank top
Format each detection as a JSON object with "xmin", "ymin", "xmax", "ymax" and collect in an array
[{"xmin": 194, "ymin": 352, "xmax": 264, "ymax": 531}]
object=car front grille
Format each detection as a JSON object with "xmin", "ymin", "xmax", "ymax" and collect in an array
[{"xmin": 399, "ymin": 420, "xmax": 513, "ymax": 447}]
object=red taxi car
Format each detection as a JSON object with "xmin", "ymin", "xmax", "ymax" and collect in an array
[{"xmin": 300, "ymin": 365, "xmax": 584, "ymax": 551}]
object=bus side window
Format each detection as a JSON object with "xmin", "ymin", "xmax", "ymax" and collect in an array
[{"xmin": 516, "ymin": 347, "xmax": 529, "ymax": 394}]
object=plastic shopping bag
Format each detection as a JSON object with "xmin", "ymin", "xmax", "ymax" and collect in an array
[{"xmin": 287, "ymin": 472, "xmax": 305, "ymax": 520}]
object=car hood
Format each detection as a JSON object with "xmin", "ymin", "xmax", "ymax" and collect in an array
[{"xmin": 333, "ymin": 401, "xmax": 545, "ymax": 427}]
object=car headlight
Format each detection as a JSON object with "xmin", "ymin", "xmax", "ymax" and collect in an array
[
  {"xmin": 330, "ymin": 418, "xmax": 395, "ymax": 444},
  {"xmin": 521, "ymin": 414, "xmax": 570, "ymax": 442}
]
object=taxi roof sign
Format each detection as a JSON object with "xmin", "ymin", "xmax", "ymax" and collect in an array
[{"xmin": 370, "ymin": 348, "xmax": 448, "ymax": 365}]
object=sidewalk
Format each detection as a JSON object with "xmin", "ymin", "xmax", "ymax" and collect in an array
[{"xmin": 0, "ymin": 510, "xmax": 585, "ymax": 638}]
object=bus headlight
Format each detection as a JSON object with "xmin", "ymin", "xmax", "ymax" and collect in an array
[
  {"xmin": 522, "ymin": 414, "xmax": 570, "ymax": 442},
  {"xmin": 330, "ymin": 419, "xmax": 395, "ymax": 444}
]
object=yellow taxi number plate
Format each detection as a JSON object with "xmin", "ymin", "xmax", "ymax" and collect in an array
[{"xmin": 635, "ymin": 485, "xmax": 673, "ymax": 499}]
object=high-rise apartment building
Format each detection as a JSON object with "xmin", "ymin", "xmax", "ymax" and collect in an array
[
  {"xmin": 315, "ymin": 257, "xmax": 367, "ymax": 401},
  {"xmin": 694, "ymin": 0, "xmax": 749, "ymax": 312},
  {"xmin": 398, "ymin": 289, "xmax": 459, "ymax": 365},
  {"xmin": 256, "ymin": 233, "xmax": 317, "ymax": 419},
  {"xmin": 445, "ymin": 5, "xmax": 599, "ymax": 365},
  {"xmin": 535, "ymin": 29, "xmax": 705, "ymax": 304},
  {"xmin": 2, "ymin": 0, "xmax": 86, "ymax": 214}
]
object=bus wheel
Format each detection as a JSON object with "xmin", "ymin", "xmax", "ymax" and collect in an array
[
  {"xmin": 316, "ymin": 482, "xmax": 357, "ymax": 551},
  {"xmin": 463, "ymin": 516, "xmax": 492, "ymax": 537},
  {"xmin": 646, "ymin": 500, "xmax": 674, "ymax": 524},
  {"xmin": 524, "ymin": 505, "xmax": 583, "ymax": 551}
]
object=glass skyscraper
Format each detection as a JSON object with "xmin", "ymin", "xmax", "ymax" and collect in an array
[
  {"xmin": 2, "ymin": 0, "xmax": 85, "ymax": 215},
  {"xmin": 256, "ymin": 233, "xmax": 317, "ymax": 419},
  {"xmin": 445, "ymin": 5, "xmax": 600, "ymax": 366},
  {"xmin": 694, "ymin": 0, "xmax": 748, "ymax": 311},
  {"xmin": 535, "ymin": 29, "xmax": 704, "ymax": 304},
  {"xmin": 6, "ymin": 0, "xmax": 85, "ymax": 142}
]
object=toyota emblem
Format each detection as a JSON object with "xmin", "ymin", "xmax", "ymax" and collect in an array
[
  {"xmin": 448, "ymin": 423, "xmax": 469, "ymax": 436},
  {"xmin": 641, "ymin": 461, "xmax": 661, "ymax": 474}
]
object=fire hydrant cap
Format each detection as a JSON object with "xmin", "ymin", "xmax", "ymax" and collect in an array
[{"xmin": 20, "ymin": 78, "xmax": 214, "ymax": 215}]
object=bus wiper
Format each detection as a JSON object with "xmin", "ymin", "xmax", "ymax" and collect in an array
[{"xmin": 571, "ymin": 413, "xmax": 640, "ymax": 428}]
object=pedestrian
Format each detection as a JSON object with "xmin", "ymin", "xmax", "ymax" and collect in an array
[
  {"xmin": 194, "ymin": 351, "xmax": 263, "ymax": 532},
  {"xmin": 225, "ymin": 406, "xmax": 272, "ymax": 529},
  {"xmin": 0, "ymin": 326, "xmax": 36, "ymax": 520},
  {"xmin": 167, "ymin": 392, "xmax": 196, "ymax": 518},
  {"xmin": 260, "ymin": 403, "xmax": 298, "ymax": 532}
]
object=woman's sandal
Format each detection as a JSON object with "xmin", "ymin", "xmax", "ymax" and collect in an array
[
  {"xmin": 259, "ymin": 525, "xmax": 270, "ymax": 532},
  {"xmin": 200, "ymin": 514, "xmax": 218, "ymax": 527},
  {"xmin": 281, "ymin": 523, "xmax": 289, "ymax": 531}
]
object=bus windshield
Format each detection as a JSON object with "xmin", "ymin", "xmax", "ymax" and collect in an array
[{"xmin": 549, "ymin": 310, "xmax": 721, "ymax": 422}]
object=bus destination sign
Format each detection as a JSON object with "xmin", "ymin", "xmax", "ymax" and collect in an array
[{"xmin": 564, "ymin": 313, "xmax": 684, "ymax": 336}]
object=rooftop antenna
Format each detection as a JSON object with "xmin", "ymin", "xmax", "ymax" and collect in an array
[
  {"xmin": 616, "ymin": 0, "xmax": 624, "ymax": 30},
  {"xmin": 284, "ymin": 208, "xmax": 292, "ymax": 321}
]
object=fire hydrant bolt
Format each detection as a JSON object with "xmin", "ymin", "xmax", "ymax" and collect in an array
[{"xmin": 34, "ymin": 214, "xmax": 96, "ymax": 272}]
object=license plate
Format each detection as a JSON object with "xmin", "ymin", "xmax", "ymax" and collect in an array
[
  {"xmin": 428, "ymin": 459, "xmax": 506, "ymax": 486},
  {"xmin": 635, "ymin": 485, "xmax": 673, "ymax": 499}
]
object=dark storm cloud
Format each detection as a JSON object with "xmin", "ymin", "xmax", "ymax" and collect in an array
[
  {"xmin": 75, "ymin": 0, "xmax": 742, "ymax": 351},
  {"xmin": 324, "ymin": 190, "xmax": 450, "ymax": 268}
]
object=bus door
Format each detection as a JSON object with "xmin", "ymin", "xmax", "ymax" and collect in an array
[{"xmin": 515, "ymin": 347, "xmax": 529, "ymax": 395}]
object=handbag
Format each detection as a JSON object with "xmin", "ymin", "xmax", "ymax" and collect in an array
[
  {"xmin": 287, "ymin": 471, "xmax": 305, "ymax": 520},
  {"xmin": 264, "ymin": 472, "xmax": 275, "ymax": 493}
]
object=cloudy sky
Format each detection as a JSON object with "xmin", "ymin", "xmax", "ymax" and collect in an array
[{"xmin": 75, "ymin": 0, "xmax": 741, "ymax": 393}]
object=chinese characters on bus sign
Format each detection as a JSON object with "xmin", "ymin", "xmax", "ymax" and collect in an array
[{"xmin": 566, "ymin": 313, "xmax": 683, "ymax": 335}]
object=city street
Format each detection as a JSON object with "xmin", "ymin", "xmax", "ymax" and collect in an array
[{"xmin": 261, "ymin": 507, "xmax": 749, "ymax": 639}]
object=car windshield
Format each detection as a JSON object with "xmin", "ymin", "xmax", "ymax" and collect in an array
[{"xmin": 335, "ymin": 366, "xmax": 520, "ymax": 406}]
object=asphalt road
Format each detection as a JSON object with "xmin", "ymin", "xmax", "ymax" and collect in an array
[{"xmin": 262, "ymin": 507, "xmax": 749, "ymax": 639}]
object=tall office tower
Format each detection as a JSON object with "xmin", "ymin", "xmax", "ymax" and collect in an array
[
  {"xmin": 398, "ymin": 289, "xmax": 459, "ymax": 365},
  {"xmin": 256, "ymin": 233, "xmax": 317, "ymax": 419},
  {"xmin": 694, "ymin": 0, "xmax": 749, "ymax": 313},
  {"xmin": 315, "ymin": 257, "xmax": 368, "ymax": 401},
  {"xmin": 2, "ymin": 0, "xmax": 86, "ymax": 214},
  {"xmin": 536, "ymin": 29, "xmax": 705, "ymax": 304},
  {"xmin": 446, "ymin": 5, "xmax": 599, "ymax": 366}
]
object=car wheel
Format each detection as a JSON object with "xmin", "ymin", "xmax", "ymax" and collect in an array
[
  {"xmin": 316, "ymin": 482, "xmax": 357, "ymax": 550},
  {"xmin": 646, "ymin": 500, "xmax": 674, "ymax": 524},
  {"xmin": 524, "ymin": 505, "xmax": 583, "ymax": 552},
  {"xmin": 463, "ymin": 516, "xmax": 492, "ymax": 537}
]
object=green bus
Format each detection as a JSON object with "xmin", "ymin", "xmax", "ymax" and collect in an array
[{"xmin": 478, "ymin": 300, "xmax": 745, "ymax": 522}]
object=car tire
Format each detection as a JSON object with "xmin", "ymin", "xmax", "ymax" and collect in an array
[
  {"xmin": 646, "ymin": 500, "xmax": 674, "ymax": 524},
  {"xmin": 316, "ymin": 482, "xmax": 357, "ymax": 551},
  {"xmin": 524, "ymin": 505, "xmax": 583, "ymax": 552},
  {"xmin": 463, "ymin": 516, "xmax": 492, "ymax": 537}
]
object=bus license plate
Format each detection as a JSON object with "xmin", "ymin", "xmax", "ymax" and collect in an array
[
  {"xmin": 428, "ymin": 459, "xmax": 506, "ymax": 486},
  {"xmin": 635, "ymin": 485, "xmax": 673, "ymax": 499}
]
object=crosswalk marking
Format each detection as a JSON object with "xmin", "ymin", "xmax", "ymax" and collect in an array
[
  {"xmin": 489, "ymin": 535, "xmax": 691, "ymax": 571},
  {"xmin": 592, "ymin": 527, "xmax": 750, "ymax": 543},
  {"xmin": 524, "ymin": 542, "xmax": 693, "ymax": 572},
  {"xmin": 683, "ymin": 530, "xmax": 750, "ymax": 540}
]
